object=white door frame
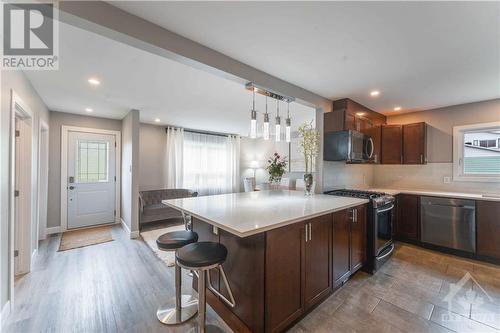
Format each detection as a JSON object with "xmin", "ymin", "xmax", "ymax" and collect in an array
[
  {"xmin": 60, "ymin": 126, "xmax": 121, "ymax": 231},
  {"xmin": 9, "ymin": 90, "xmax": 35, "ymax": 306},
  {"xmin": 37, "ymin": 120, "xmax": 49, "ymax": 241}
]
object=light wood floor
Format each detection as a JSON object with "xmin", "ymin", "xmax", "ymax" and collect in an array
[{"xmin": 4, "ymin": 225, "xmax": 500, "ymax": 333}]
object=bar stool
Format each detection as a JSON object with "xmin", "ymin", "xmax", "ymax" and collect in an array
[
  {"xmin": 176, "ymin": 242, "xmax": 236, "ymax": 333},
  {"xmin": 156, "ymin": 230, "xmax": 199, "ymax": 325}
]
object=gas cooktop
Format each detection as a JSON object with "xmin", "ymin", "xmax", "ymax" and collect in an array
[{"xmin": 324, "ymin": 189, "xmax": 395, "ymax": 208}]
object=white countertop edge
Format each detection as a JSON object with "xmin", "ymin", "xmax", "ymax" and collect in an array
[
  {"xmin": 367, "ymin": 188, "xmax": 500, "ymax": 202},
  {"xmin": 164, "ymin": 198, "xmax": 369, "ymax": 238}
]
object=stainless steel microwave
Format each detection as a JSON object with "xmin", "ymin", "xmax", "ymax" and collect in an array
[{"xmin": 324, "ymin": 130, "xmax": 374, "ymax": 163}]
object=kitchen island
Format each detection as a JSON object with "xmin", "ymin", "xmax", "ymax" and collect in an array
[{"xmin": 164, "ymin": 190, "xmax": 368, "ymax": 333}]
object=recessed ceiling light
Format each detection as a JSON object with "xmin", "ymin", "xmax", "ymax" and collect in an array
[
  {"xmin": 394, "ymin": 106, "xmax": 402, "ymax": 111},
  {"xmin": 85, "ymin": 108, "xmax": 93, "ymax": 112},
  {"xmin": 370, "ymin": 90, "xmax": 380, "ymax": 97},
  {"xmin": 154, "ymin": 118, "xmax": 160, "ymax": 123},
  {"xmin": 356, "ymin": 112, "xmax": 366, "ymax": 116},
  {"xmin": 88, "ymin": 78, "xmax": 100, "ymax": 85}
]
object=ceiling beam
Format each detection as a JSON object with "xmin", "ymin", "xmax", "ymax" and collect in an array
[{"xmin": 57, "ymin": 1, "xmax": 332, "ymax": 113}]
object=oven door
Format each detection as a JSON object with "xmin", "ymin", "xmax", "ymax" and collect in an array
[{"xmin": 375, "ymin": 202, "xmax": 394, "ymax": 256}]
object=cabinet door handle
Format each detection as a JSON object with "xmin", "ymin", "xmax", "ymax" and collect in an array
[
  {"xmin": 309, "ymin": 223, "xmax": 312, "ymax": 241},
  {"xmin": 305, "ymin": 224, "xmax": 308, "ymax": 243},
  {"xmin": 420, "ymin": 154, "xmax": 423, "ymax": 164}
]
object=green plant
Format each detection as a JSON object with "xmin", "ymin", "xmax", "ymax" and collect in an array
[
  {"xmin": 298, "ymin": 121, "xmax": 320, "ymax": 173},
  {"xmin": 266, "ymin": 152, "xmax": 288, "ymax": 183}
]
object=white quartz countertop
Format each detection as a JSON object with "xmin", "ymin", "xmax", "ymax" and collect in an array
[
  {"xmin": 163, "ymin": 190, "xmax": 368, "ymax": 237},
  {"xmin": 368, "ymin": 188, "xmax": 500, "ymax": 202}
]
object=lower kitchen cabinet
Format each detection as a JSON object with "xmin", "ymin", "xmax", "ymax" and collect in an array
[
  {"xmin": 333, "ymin": 204, "xmax": 367, "ymax": 288},
  {"xmin": 350, "ymin": 205, "xmax": 366, "ymax": 272},
  {"xmin": 266, "ymin": 221, "xmax": 305, "ymax": 333},
  {"xmin": 266, "ymin": 214, "xmax": 333, "ymax": 332},
  {"xmin": 304, "ymin": 214, "xmax": 332, "ymax": 308},
  {"xmin": 396, "ymin": 194, "xmax": 419, "ymax": 241},
  {"xmin": 477, "ymin": 200, "xmax": 500, "ymax": 260}
]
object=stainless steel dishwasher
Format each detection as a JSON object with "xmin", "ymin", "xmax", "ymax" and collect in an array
[{"xmin": 420, "ymin": 196, "xmax": 476, "ymax": 253}]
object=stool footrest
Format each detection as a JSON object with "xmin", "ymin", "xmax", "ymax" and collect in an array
[{"xmin": 207, "ymin": 266, "xmax": 236, "ymax": 308}]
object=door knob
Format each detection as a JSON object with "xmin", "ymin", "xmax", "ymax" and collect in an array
[{"xmin": 68, "ymin": 186, "xmax": 75, "ymax": 190}]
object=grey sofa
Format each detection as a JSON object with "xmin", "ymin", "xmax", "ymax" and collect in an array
[{"xmin": 139, "ymin": 189, "xmax": 198, "ymax": 226}]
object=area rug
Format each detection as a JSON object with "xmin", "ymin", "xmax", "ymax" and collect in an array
[
  {"xmin": 58, "ymin": 226, "xmax": 114, "ymax": 251},
  {"xmin": 140, "ymin": 224, "xmax": 185, "ymax": 266}
]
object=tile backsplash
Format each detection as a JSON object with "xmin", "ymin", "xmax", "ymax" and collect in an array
[
  {"xmin": 373, "ymin": 162, "xmax": 500, "ymax": 194},
  {"xmin": 323, "ymin": 161, "xmax": 374, "ymax": 191}
]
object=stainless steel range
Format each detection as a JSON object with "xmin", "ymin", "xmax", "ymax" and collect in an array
[{"xmin": 324, "ymin": 189, "xmax": 396, "ymax": 273}]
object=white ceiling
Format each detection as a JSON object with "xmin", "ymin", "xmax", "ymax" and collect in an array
[
  {"xmin": 24, "ymin": 22, "xmax": 315, "ymax": 136},
  {"xmin": 111, "ymin": 1, "xmax": 500, "ymax": 114}
]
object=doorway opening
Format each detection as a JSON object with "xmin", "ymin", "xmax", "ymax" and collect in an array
[
  {"xmin": 37, "ymin": 121, "xmax": 49, "ymax": 241},
  {"xmin": 9, "ymin": 91, "xmax": 34, "ymax": 290}
]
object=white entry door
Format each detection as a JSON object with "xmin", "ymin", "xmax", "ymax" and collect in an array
[{"xmin": 67, "ymin": 131, "xmax": 116, "ymax": 229}]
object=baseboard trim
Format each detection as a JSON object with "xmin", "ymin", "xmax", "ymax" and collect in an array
[
  {"xmin": 46, "ymin": 226, "xmax": 62, "ymax": 235},
  {"xmin": 121, "ymin": 219, "xmax": 139, "ymax": 239},
  {"xmin": 1, "ymin": 300, "xmax": 11, "ymax": 329}
]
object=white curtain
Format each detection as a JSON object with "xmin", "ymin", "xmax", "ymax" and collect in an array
[
  {"xmin": 165, "ymin": 127, "xmax": 184, "ymax": 188},
  {"xmin": 183, "ymin": 131, "xmax": 240, "ymax": 196}
]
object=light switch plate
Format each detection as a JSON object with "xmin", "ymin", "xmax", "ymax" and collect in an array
[{"xmin": 443, "ymin": 176, "xmax": 451, "ymax": 184}]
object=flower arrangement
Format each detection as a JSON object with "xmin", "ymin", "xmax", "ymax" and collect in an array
[
  {"xmin": 266, "ymin": 152, "xmax": 288, "ymax": 183},
  {"xmin": 298, "ymin": 121, "xmax": 320, "ymax": 174}
]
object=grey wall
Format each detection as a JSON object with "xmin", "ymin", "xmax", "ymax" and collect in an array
[
  {"xmin": 139, "ymin": 123, "xmax": 168, "ymax": 191},
  {"xmin": 121, "ymin": 110, "xmax": 140, "ymax": 235},
  {"xmin": 1, "ymin": 71, "xmax": 49, "ymax": 313},
  {"xmin": 386, "ymin": 99, "xmax": 500, "ymax": 163},
  {"xmin": 47, "ymin": 111, "xmax": 122, "ymax": 229}
]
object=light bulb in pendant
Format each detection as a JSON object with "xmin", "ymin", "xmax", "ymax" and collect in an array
[
  {"xmin": 249, "ymin": 89, "xmax": 257, "ymax": 139},
  {"xmin": 263, "ymin": 113, "xmax": 270, "ymax": 140},
  {"xmin": 275, "ymin": 116, "xmax": 281, "ymax": 142},
  {"xmin": 285, "ymin": 117, "xmax": 291, "ymax": 143},
  {"xmin": 275, "ymin": 100, "xmax": 281, "ymax": 142},
  {"xmin": 285, "ymin": 102, "xmax": 291, "ymax": 143},
  {"xmin": 250, "ymin": 110, "xmax": 257, "ymax": 139}
]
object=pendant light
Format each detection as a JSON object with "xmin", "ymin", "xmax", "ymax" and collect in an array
[
  {"xmin": 285, "ymin": 102, "xmax": 291, "ymax": 143},
  {"xmin": 263, "ymin": 96, "xmax": 270, "ymax": 140},
  {"xmin": 275, "ymin": 100, "xmax": 281, "ymax": 142},
  {"xmin": 249, "ymin": 89, "xmax": 257, "ymax": 139}
]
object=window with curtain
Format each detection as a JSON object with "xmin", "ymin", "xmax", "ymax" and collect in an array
[{"xmin": 182, "ymin": 131, "xmax": 240, "ymax": 195}]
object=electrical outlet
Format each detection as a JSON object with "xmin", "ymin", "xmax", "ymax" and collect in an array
[{"xmin": 443, "ymin": 176, "xmax": 451, "ymax": 184}]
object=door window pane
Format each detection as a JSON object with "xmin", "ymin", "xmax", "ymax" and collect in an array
[{"xmin": 76, "ymin": 140, "xmax": 109, "ymax": 182}]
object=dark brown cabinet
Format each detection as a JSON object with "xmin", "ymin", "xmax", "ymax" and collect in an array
[
  {"xmin": 350, "ymin": 205, "xmax": 366, "ymax": 272},
  {"xmin": 403, "ymin": 122, "xmax": 427, "ymax": 164},
  {"xmin": 266, "ymin": 221, "xmax": 305, "ymax": 333},
  {"xmin": 396, "ymin": 194, "xmax": 419, "ymax": 241},
  {"xmin": 324, "ymin": 98, "xmax": 387, "ymax": 133},
  {"xmin": 381, "ymin": 125, "xmax": 403, "ymax": 164},
  {"xmin": 332, "ymin": 209, "xmax": 350, "ymax": 287},
  {"xmin": 477, "ymin": 200, "xmax": 500, "ymax": 260},
  {"xmin": 266, "ymin": 215, "xmax": 332, "ymax": 332},
  {"xmin": 304, "ymin": 214, "xmax": 332, "ymax": 308},
  {"xmin": 332, "ymin": 205, "xmax": 367, "ymax": 288}
]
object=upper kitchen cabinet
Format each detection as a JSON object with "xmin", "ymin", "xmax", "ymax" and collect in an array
[
  {"xmin": 381, "ymin": 122, "xmax": 427, "ymax": 165},
  {"xmin": 381, "ymin": 125, "xmax": 403, "ymax": 164},
  {"xmin": 324, "ymin": 98, "xmax": 386, "ymax": 133},
  {"xmin": 403, "ymin": 122, "xmax": 427, "ymax": 164}
]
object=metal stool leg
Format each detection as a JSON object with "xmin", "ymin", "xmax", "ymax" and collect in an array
[
  {"xmin": 157, "ymin": 263, "xmax": 198, "ymax": 325},
  {"xmin": 188, "ymin": 269, "xmax": 227, "ymax": 333}
]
